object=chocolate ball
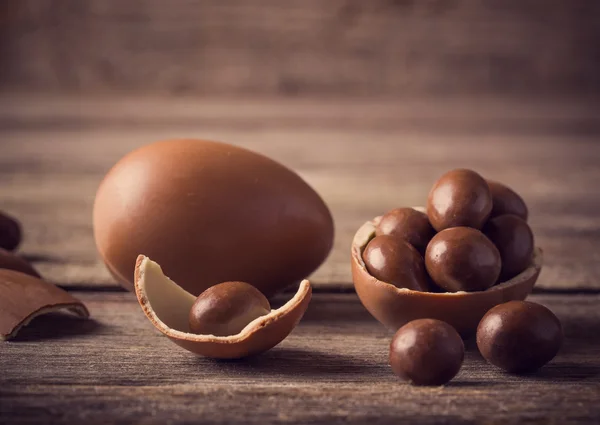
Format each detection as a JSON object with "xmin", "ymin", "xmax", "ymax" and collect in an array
[
  {"xmin": 477, "ymin": 301, "xmax": 563, "ymax": 373},
  {"xmin": 189, "ymin": 281, "xmax": 271, "ymax": 336},
  {"xmin": 487, "ymin": 180, "xmax": 528, "ymax": 221},
  {"xmin": 376, "ymin": 207, "xmax": 434, "ymax": 254},
  {"xmin": 363, "ymin": 235, "xmax": 430, "ymax": 292},
  {"xmin": 390, "ymin": 319, "xmax": 464, "ymax": 386},
  {"xmin": 0, "ymin": 211, "xmax": 21, "ymax": 251},
  {"xmin": 427, "ymin": 169, "xmax": 493, "ymax": 231},
  {"xmin": 484, "ymin": 214, "xmax": 534, "ymax": 281},
  {"xmin": 425, "ymin": 227, "xmax": 501, "ymax": 292}
]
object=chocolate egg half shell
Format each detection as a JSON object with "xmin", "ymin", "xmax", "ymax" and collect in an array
[
  {"xmin": 94, "ymin": 139, "xmax": 334, "ymax": 297},
  {"xmin": 351, "ymin": 211, "xmax": 542, "ymax": 337},
  {"xmin": 134, "ymin": 255, "xmax": 311, "ymax": 359}
]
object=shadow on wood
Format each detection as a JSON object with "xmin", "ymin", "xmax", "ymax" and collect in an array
[
  {"xmin": 201, "ymin": 347, "xmax": 378, "ymax": 379},
  {"xmin": 529, "ymin": 363, "xmax": 600, "ymax": 382},
  {"xmin": 10, "ymin": 312, "xmax": 103, "ymax": 342}
]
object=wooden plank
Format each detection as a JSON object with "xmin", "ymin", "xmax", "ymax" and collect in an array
[
  {"xmin": 1, "ymin": 0, "xmax": 599, "ymax": 97},
  {"xmin": 0, "ymin": 292, "xmax": 599, "ymax": 424},
  {"xmin": 0, "ymin": 97, "xmax": 599, "ymax": 291}
]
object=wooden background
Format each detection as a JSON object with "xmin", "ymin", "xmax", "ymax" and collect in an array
[
  {"xmin": 1, "ymin": 96, "xmax": 599, "ymax": 292},
  {"xmin": 1, "ymin": 0, "xmax": 599, "ymax": 97},
  {"xmin": 1, "ymin": 292, "xmax": 600, "ymax": 424},
  {"xmin": 1, "ymin": 2, "xmax": 600, "ymax": 424}
]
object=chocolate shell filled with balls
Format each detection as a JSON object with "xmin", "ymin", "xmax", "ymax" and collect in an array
[{"xmin": 351, "ymin": 169, "xmax": 542, "ymax": 336}]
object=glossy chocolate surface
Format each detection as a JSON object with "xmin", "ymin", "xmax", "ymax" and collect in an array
[
  {"xmin": 390, "ymin": 318, "xmax": 464, "ymax": 385},
  {"xmin": 484, "ymin": 214, "xmax": 534, "ymax": 281},
  {"xmin": 487, "ymin": 180, "xmax": 528, "ymax": 221},
  {"xmin": 375, "ymin": 207, "xmax": 434, "ymax": 254},
  {"xmin": 189, "ymin": 281, "xmax": 271, "ymax": 336},
  {"xmin": 94, "ymin": 139, "xmax": 334, "ymax": 297},
  {"xmin": 0, "ymin": 211, "xmax": 21, "ymax": 252},
  {"xmin": 363, "ymin": 235, "xmax": 430, "ymax": 292},
  {"xmin": 425, "ymin": 227, "xmax": 501, "ymax": 292},
  {"xmin": 427, "ymin": 169, "xmax": 493, "ymax": 231},
  {"xmin": 352, "ymin": 216, "xmax": 542, "ymax": 336},
  {"xmin": 476, "ymin": 301, "xmax": 563, "ymax": 373}
]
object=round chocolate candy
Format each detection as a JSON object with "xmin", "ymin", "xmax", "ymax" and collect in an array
[
  {"xmin": 477, "ymin": 301, "xmax": 563, "ymax": 373},
  {"xmin": 425, "ymin": 227, "xmax": 501, "ymax": 292},
  {"xmin": 484, "ymin": 214, "xmax": 534, "ymax": 281},
  {"xmin": 362, "ymin": 235, "xmax": 430, "ymax": 292},
  {"xmin": 427, "ymin": 169, "xmax": 493, "ymax": 231},
  {"xmin": 189, "ymin": 281, "xmax": 271, "ymax": 337},
  {"xmin": 0, "ymin": 211, "xmax": 21, "ymax": 252},
  {"xmin": 487, "ymin": 180, "xmax": 528, "ymax": 221},
  {"xmin": 376, "ymin": 207, "xmax": 434, "ymax": 254},
  {"xmin": 390, "ymin": 319, "xmax": 464, "ymax": 386}
]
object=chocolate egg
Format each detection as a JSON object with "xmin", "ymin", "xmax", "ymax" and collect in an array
[
  {"xmin": 135, "ymin": 255, "xmax": 311, "ymax": 359},
  {"xmin": 484, "ymin": 214, "xmax": 534, "ymax": 281},
  {"xmin": 427, "ymin": 169, "xmax": 492, "ymax": 231},
  {"xmin": 425, "ymin": 227, "xmax": 501, "ymax": 293},
  {"xmin": 487, "ymin": 180, "xmax": 528, "ymax": 221},
  {"xmin": 375, "ymin": 207, "xmax": 434, "ymax": 254},
  {"xmin": 94, "ymin": 139, "xmax": 334, "ymax": 297},
  {"xmin": 362, "ymin": 235, "xmax": 430, "ymax": 292},
  {"xmin": 352, "ymin": 215, "xmax": 542, "ymax": 337}
]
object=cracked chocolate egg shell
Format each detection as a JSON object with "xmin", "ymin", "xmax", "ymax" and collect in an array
[
  {"xmin": 94, "ymin": 139, "xmax": 334, "ymax": 297},
  {"xmin": 351, "ymin": 212, "xmax": 542, "ymax": 337},
  {"xmin": 134, "ymin": 255, "xmax": 311, "ymax": 359}
]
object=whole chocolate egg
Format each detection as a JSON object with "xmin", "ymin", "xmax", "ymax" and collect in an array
[{"xmin": 93, "ymin": 139, "xmax": 334, "ymax": 297}]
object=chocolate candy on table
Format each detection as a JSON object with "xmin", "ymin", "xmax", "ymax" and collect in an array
[
  {"xmin": 425, "ymin": 227, "xmax": 501, "ymax": 292},
  {"xmin": 0, "ymin": 211, "xmax": 21, "ymax": 252},
  {"xmin": 487, "ymin": 180, "xmax": 528, "ymax": 221},
  {"xmin": 477, "ymin": 301, "xmax": 563, "ymax": 373},
  {"xmin": 427, "ymin": 169, "xmax": 493, "ymax": 232},
  {"xmin": 189, "ymin": 281, "xmax": 271, "ymax": 337},
  {"xmin": 390, "ymin": 319, "xmax": 464, "ymax": 386},
  {"xmin": 362, "ymin": 235, "xmax": 430, "ymax": 292},
  {"xmin": 484, "ymin": 214, "xmax": 534, "ymax": 281},
  {"xmin": 375, "ymin": 207, "xmax": 434, "ymax": 255}
]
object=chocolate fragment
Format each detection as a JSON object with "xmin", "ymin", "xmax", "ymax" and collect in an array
[{"xmin": 0, "ymin": 270, "xmax": 89, "ymax": 340}]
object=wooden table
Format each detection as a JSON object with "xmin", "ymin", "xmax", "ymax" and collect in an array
[{"xmin": 1, "ymin": 97, "xmax": 599, "ymax": 424}]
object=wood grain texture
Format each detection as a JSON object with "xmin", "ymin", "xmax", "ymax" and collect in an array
[
  {"xmin": 1, "ymin": 0, "xmax": 599, "ymax": 97},
  {"xmin": 0, "ymin": 96, "xmax": 599, "ymax": 291},
  {"xmin": 0, "ymin": 292, "xmax": 599, "ymax": 424}
]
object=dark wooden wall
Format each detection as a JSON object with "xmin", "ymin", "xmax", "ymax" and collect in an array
[{"xmin": 1, "ymin": 0, "xmax": 599, "ymax": 97}]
